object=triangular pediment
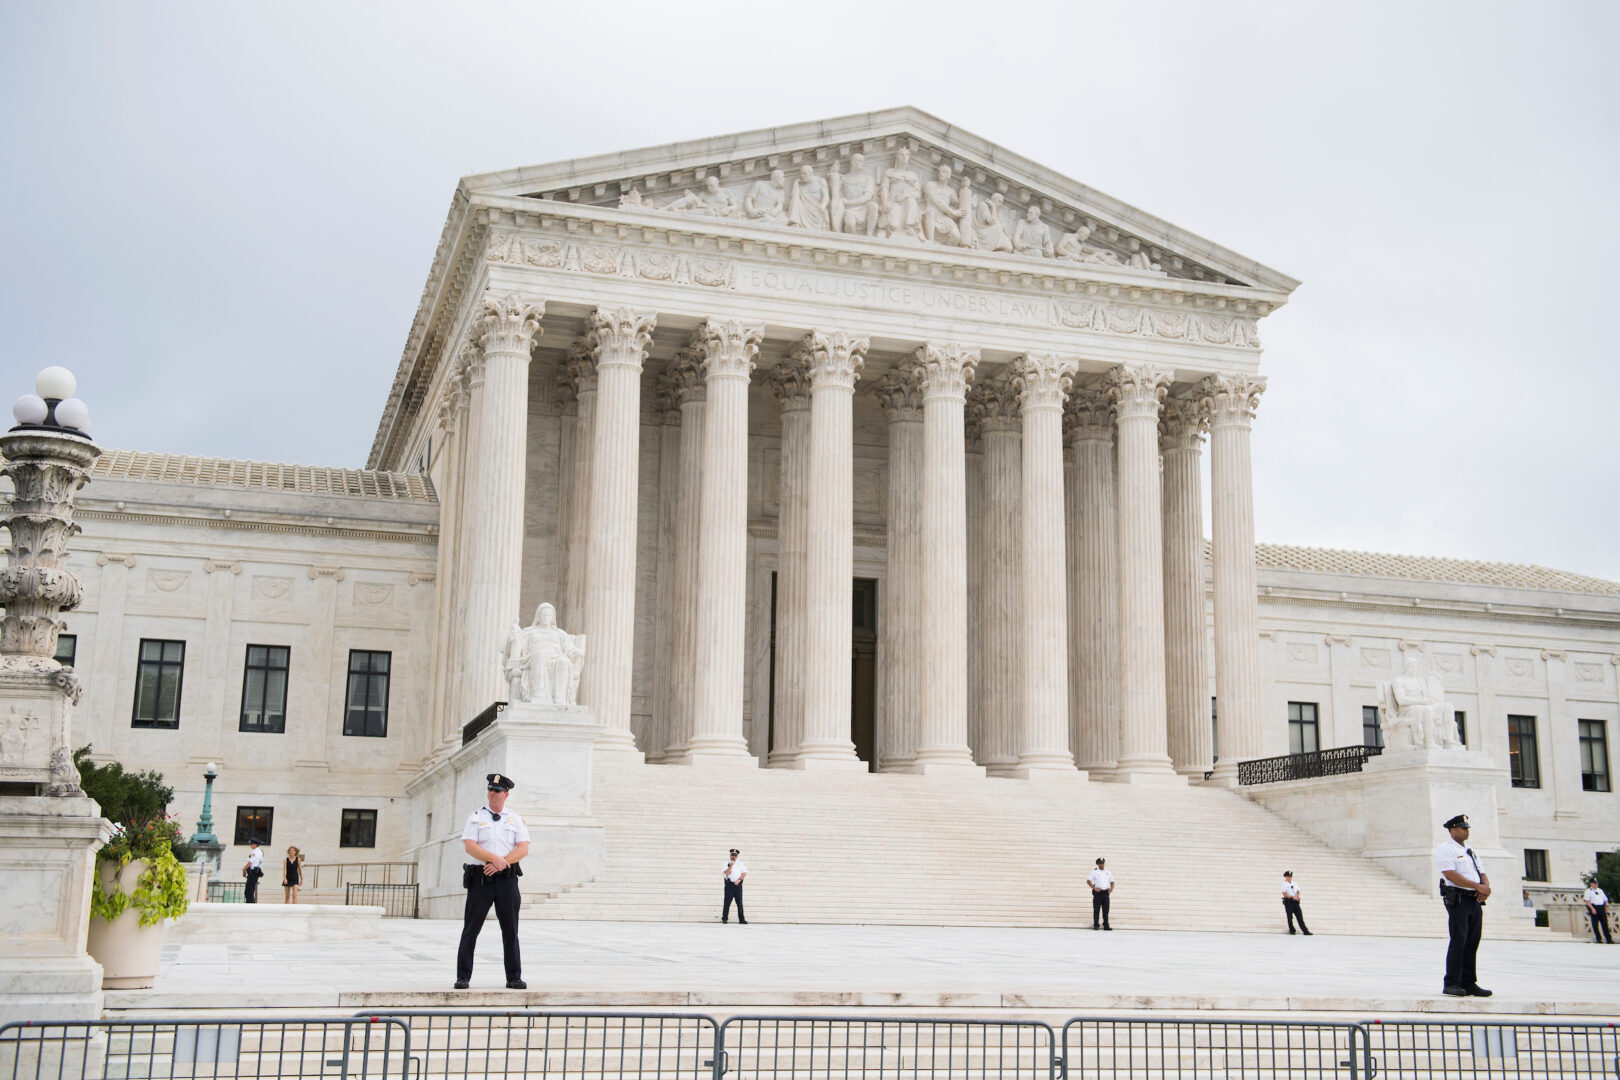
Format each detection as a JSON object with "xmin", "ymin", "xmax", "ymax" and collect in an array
[{"xmin": 462, "ymin": 107, "xmax": 1298, "ymax": 294}]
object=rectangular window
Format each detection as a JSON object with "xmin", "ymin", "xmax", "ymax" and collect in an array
[
  {"xmin": 1454, "ymin": 710, "xmax": 1467, "ymax": 748},
  {"xmin": 54, "ymin": 633, "xmax": 77, "ymax": 667},
  {"xmin": 343, "ymin": 650, "xmax": 392, "ymax": 737},
  {"xmin": 1288, "ymin": 702, "xmax": 1320, "ymax": 755},
  {"xmin": 1580, "ymin": 719, "xmax": 1611, "ymax": 793},
  {"xmin": 1508, "ymin": 715, "xmax": 1540, "ymax": 788},
  {"xmin": 1362, "ymin": 705, "xmax": 1384, "ymax": 749},
  {"xmin": 132, "ymin": 639, "xmax": 186, "ymax": 728},
  {"xmin": 339, "ymin": 808, "xmax": 378, "ymax": 848},
  {"xmin": 239, "ymin": 645, "xmax": 290, "ymax": 733},
  {"xmin": 233, "ymin": 806, "xmax": 274, "ymax": 846},
  {"xmin": 1523, "ymin": 848, "xmax": 1549, "ymax": 882}
]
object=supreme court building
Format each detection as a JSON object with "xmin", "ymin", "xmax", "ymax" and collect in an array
[{"xmin": 49, "ymin": 110, "xmax": 1620, "ymax": 910}]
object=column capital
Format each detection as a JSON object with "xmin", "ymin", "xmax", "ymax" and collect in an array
[
  {"xmin": 566, "ymin": 339, "xmax": 599, "ymax": 397},
  {"xmin": 653, "ymin": 361, "xmax": 683, "ymax": 425},
  {"xmin": 769, "ymin": 353, "xmax": 812, "ymax": 413},
  {"xmin": 967, "ymin": 369, "xmax": 1021, "ymax": 435},
  {"xmin": 793, "ymin": 331, "xmax": 869, "ymax": 391},
  {"xmin": 588, "ymin": 308, "xmax": 657, "ymax": 370},
  {"xmin": 1107, "ymin": 362, "xmax": 1172, "ymax": 421},
  {"xmin": 873, "ymin": 362, "xmax": 925, "ymax": 420},
  {"xmin": 1159, "ymin": 395, "xmax": 1209, "ymax": 451},
  {"xmin": 693, "ymin": 319, "xmax": 762, "ymax": 381},
  {"xmin": 667, "ymin": 346, "xmax": 707, "ymax": 406},
  {"xmin": 1063, "ymin": 384, "xmax": 1114, "ymax": 445},
  {"xmin": 914, "ymin": 343, "xmax": 979, "ymax": 402},
  {"xmin": 1014, "ymin": 353, "xmax": 1078, "ymax": 412},
  {"xmin": 1197, "ymin": 372, "xmax": 1266, "ymax": 427},
  {"xmin": 478, "ymin": 292, "xmax": 545, "ymax": 356}
]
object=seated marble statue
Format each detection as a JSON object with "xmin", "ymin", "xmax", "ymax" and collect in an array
[
  {"xmin": 970, "ymin": 192, "xmax": 1013, "ymax": 252},
  {"xmin": 744, "ymin": 169, "xmax": 788, "ymax": 224},
  {"xmin": 1012, "ymin": 205, "xmax": 1055, "ymax": 259},
  {"xmin": 664, "ymin": 175, "xmax": 740, "ymax": 218},
  {"xmin": 786, "ymin": 164, "xmax": 830, "ymax": 231},
  {"xmin": 920, "ymin": 165, "xmax": 967, "ymax": 246},
  {"xmin": 501, "ymin": 601, "xmax": 586, "ymax": 706},
  {"xmin": 1378, "ymin": 654, "xmax": 1462, "ymax": 752},
  {"xmin": 830, "ymin": 153, "xmax": 877, "ymax": 235}
]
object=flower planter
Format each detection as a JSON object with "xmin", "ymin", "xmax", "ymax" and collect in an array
[{"xmin": 86, "ymin": 858, "xmax": 165, "ymax": 989}]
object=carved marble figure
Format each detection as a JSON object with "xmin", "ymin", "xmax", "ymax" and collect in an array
[
  {"xmin": 1012, "ymin": 205, "xmax": 1055, "ymax": 259},
  {"xmin": 878, "ymin": 147, "xmax": 923, "ymax": 241},
  {"xmin": 1378, "ymin": 654, "xmax": 1463, "ymax": 752},
  {"xmin": 786, "ymin": 164, "xmax": 830, "ymax": 231},
  {"xmin": 745, "ymin": 169, "xmax": 788, "ymax": 224},
  {"xmin": 971, "ymin": 192, "xmax": 1012, "ymax": 252},
  {"xmin": 921, "ymin": 165, "xmax": 968, "ymax": 246},
  {"xmin": 501, "ymin": 601, "xmax": 586, "ymax": 706},
  {"xmin": 830, "ymin": 152, "xmax": 877, "ymax": 235},
  {"xmin": 665, "ymin": 175, "xmax": 740, "ymax": 218}
]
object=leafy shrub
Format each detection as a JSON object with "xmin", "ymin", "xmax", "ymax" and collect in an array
[{"xmin": 76, "ymin": 745, "xmax": 191, "ymax": 925}]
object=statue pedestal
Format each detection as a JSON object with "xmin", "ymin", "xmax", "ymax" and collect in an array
[
  {"xmin": 0, "ymin": 795, "xmax": 115, "ymax": 1023},
  {"xmin": 407, "ymin": 703, "xmax": 603, "ymax": 919}
]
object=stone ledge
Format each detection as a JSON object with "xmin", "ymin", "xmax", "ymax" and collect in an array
[{"xmin": 165, "ymin": 902, "xmax": 384, "ymax": 944}]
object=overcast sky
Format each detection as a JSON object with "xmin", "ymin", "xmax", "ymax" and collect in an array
[{"xmin": 3, "ymin": 2, "xmax": 1617, "ymax": 580}]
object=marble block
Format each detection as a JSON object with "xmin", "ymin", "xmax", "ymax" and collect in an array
[{"xmin": 166, "ymin": 902, "xmax": 383, "ymax": 943}]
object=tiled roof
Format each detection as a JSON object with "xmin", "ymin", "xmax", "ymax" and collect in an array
[
  {"xmin": 1248, "ymin": 542, "xmax": 1620, "ymax": 596},
  {"xmin": 89, "ymin": 450, "xmax": 437, "ymax": 502}
]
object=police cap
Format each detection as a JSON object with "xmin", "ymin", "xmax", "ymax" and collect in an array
[
  {"xmin": 1442, "ymin": 813, "xmax": 1470, "ymax": 830},
  {"xmin": 486, "ymin": 773, "xmax": 515, "ymax": 791}
]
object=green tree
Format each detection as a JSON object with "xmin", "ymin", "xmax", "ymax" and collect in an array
[
  {"xmin": 75, "ymin": 746, "xmax": 196, "ymax": 925},
  {"xmin": 73, "ymin": 746, "xmax": 173, "ymax": 828}
]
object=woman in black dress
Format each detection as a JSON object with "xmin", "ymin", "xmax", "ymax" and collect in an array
[{"xmin": 282, "ymin": 846, "xmax": 304, "ymax": 904}]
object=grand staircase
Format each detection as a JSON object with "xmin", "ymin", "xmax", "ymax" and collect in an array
[{"xmin": 521, "ymin": 763, "xmax": 1545, "ymax": 939}]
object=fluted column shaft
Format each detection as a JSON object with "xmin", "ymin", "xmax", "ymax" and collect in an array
[
  {"xmin": 1108, "ymin": 362, "xmax": 1181, "ymax": 783},
  {"xmin": 1161, "ymin": 398, "xmax": 1212, "ymax": 777},
  {"xmin": 663, "ymin": 353, "xmax": 705, "ymax": 761},
  {"xmin": 1016, "ymin": 355, "xmax": 1079, "ymax": 775},
  {"xmin": 1067, "ymin": 390, "xmax": 1120, "ymax": 775},
  {"xmin": 1201, "ymin": 374, "xmax": 1266, "ymax": 780},
  {"xmin": 460, "ymin": 294, "xmax": 543, "ymax": 716},
  {"xmin": 795, "ymin": 332, "xmax": 868, "ymax": 768},
  {"xmin": 686, "ymin": 320, "xmax": 763, "ymax": 766},
  {"xmin": 973, "ymin": 376, "xmax": 1022, "ymax": 774},
  {"xmin": 578, "ymin": 308, "xmax": 656, "ymax": 754},
  {"xmin": 563, "ymin": 346, "xmax": 597, "ymax": 632},
  {"xmin": 876, "ymin": 367, "xmax": 924, "ymax": 771},
  {"xmin": 765, "ymin": 359, "xmax": 811, "ymax": 765},
  {"xmin": 428, "ymin": 356, "xmax": 471, "ymax": 753},
  {"xmin": 913, "ymin": 345, "xmax": 985, "ymax": 774}
]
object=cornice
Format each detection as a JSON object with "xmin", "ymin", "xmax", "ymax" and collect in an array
[
  {"xmin": 1252, "ymin": 585, "xmax": 1620, "ymax": 630},
  {"xmin": 75, "ymin": 508, "xmax": 438, "ymax": 547}
]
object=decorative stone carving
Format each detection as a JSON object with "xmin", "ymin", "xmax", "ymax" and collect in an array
[
  {"xmin": 0, "ymin": 432, "xmax": 99, "ymax": 670},
  {"xmin": 967, "ymin": 369, "xmax": 1022, "ymax": 434},
  {"xmin": 663, "ymin": 175, "xmax": 741, "ymax": 217},
  {"xmin": 147, "ymin": 569, "xmax": 189, "ymax": 593},
  {"xmin": 1064, "ymin": 385, "xmax": 1113, "ymax": 442},
  {"xmin": 253, "ymin": 575, "xmax": 292, "ymax": 600},
  {"xmin": 355, "ymin": 582, "xmax": 395, "ymax": 606},
  {"xmin": 1013, "ymin": 354, "xmax": 1076, "ymax": 411},
  {"xmin": 501, "ymin": 601, "xmax": 586, "ymax": 706},
  {"xmin": 786, "ymin": 165, "xmax": 830, "ymax": 232},
  {"xmin": 793, "ymin": 330, "xmax": 868, "ymax": 390},
  {"xmin": 970, "ymin": 192, "xmax": 1012, "ymax": 252},
  {"xmin": 1158, "ymin": 395, "xmax": 1209, "ymax": 450},
  {"xmin": 587, "ymin": 308, "xmax": 657, "ymax": 369},
  {"xmin": 478, "ymin": 293, "xmax": 544, "ymax": 356},
  {"xmin": 768, "ymin": 351, "xmax": 812, "ymax": 413},
  {"xmin": 693, "ymin": 319, "xmax": 762, "ymax": 380},
  {"xmin": 830, "ymin": 153, "xmax": 878, "ymax": 236},
  {"xmin": 1106, "ymin": 362, "xmax": 1172, "ymax": 420},
  {"xmin": 1198, "ymin": 372, "xmax": 1267, "ymax": 425},
  {"xmin": 879, "ymin": 147, "xmax": 925, "ymax": 241},
  {"xmin": 1011, "ymin": 205, "xmax": 1055, "ymax": 259},
  {"xmin": 871, "ymin": 361, "xmax": 925, "ymax": 419},
  {"xmin": 744, "ymin": 169, "xmax": 789, "ymax": 225},
  {"xmin": 1378, "ymin": 653, "xmax": 1463, "ymax": 751},
  {"xmin": 913, "ymin": 343, "xmax": 979, "ymax": 400},
  {"xmin": 920, "ymin": 165, "xmax": 969, "ymax": 247}
]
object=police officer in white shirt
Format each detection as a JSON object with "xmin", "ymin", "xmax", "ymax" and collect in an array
[
  {"xmin": 1281, "ymin": 871, "xmax": 1311, "ymax": 935},
  {"xmin": 1434, "ymin": 813, "xmax": 1491, "ymax": 997},
  {"xmin": 722, "ymin": 848, "xmax": 748, "ymax": 924},
  {"xmin": 1583, "ymin": 882, "xmax": 1614, "ymax": 943},
  {"xmin": 243, "ymin": 839, "xmax": 265, "ymax": 904},
  {"xmin": 1086, "ymin": 857, "xmax": 1114, "ymax": 930},
  {"xmin": 455, "ymin": 773, "xmax": 530, "ymax": 989}
]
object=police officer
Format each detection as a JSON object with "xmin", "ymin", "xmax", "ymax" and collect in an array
[
  {"xmin": 1086, "ymin": 858, "xmax": 1114, "ymax": 930},
  {"xmin": 1434, "ymin": 813, "xmax": 1491, "ymax": 997},
  {"xmin": 454, "ymin": 773, "xmax": 529, "ymax": 990},
  {"xmin": 1281, "ymin": 871, "xmax": 1311, "ymax": 935}
]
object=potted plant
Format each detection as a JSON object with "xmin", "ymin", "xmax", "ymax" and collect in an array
[{"xmin": 76, "ymin": 746, "xmax": 192, "ymax": 989}]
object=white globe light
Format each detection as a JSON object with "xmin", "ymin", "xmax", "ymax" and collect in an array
[
  {"xmin": 54, "ymin": 398, "xmax": 90, "ymax": 431},
  {"xmin": 35, "ymin": 366, "xmax": 76, "ymax": 401},
  {"xmin": 205, "ymin": 762, "xmax": 218, "ymax": 773},
  {"xmin": 12, "ymin": 394, "xmax": 47, "ymax": 425}
]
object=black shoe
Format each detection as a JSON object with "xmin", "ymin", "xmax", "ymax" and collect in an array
[
  {"xmin": 1465, "ymin": 985, "xmax": 1492, "ymax": 997},
  {"xmin": 1288, "ymin": 930, "xmax": 1296, "ymax": 935},
  {"xmin": 1442, "ymin": 985, "xmax": 1468, "ymax": 997},
  {"xmin": 738, "ymin": 920, "xmax": 748, "ymax": 924},
  {"xmin": 453, "ymin": 979, "xmax": 469, "ymax": 990},
  {"xmin": 506, "ymin": 979, "xmax": 527, "ymax": 990},
  {"xmin": 1302, "ymin": 931, "xmax": 1312, "ymax": 936},
  {"xmin": 721, "ymin": 919, "xmax": 728, "ymax": 923},
  {"xmin": 1092, "ymin": 926, "xmax": 1100, "ymax": 931},
  {"xmin": 1103, "ymin": 925, "xmax": 1113, "ymax": 931}
]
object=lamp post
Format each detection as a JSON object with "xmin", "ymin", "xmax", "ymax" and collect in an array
[{"xmin": 189, "ymin": 763, "xmax": 224, "ymax": 892}]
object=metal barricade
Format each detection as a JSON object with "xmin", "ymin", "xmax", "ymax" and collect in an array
[
  {"xmin": 719, "ymin": 1015, "xmax": 1056, "ymax": 1079},
  {"xmin": 358, "ymin": 1010, "xmax": 719, "ymax": 1080},
  {"xmin": 0, "ymin": 1016, "xmax": 410, "ymax": 1080},
  {"xmin": 1063, "ymin": 1017, "xmax": 1363, "ymax": 1080},
  {"xmin": 207, "ymin": 880, "xmax": 246, "ymax": 903},
  {"xmin": 1359, "ymin": 1019, "xmax": 1620, "ymax": 1080},
  {"xmin": 346, "ymin": 882, "xmax": 420, "ymax": 918}
]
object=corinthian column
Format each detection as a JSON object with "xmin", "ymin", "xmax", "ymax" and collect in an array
[
  {"xmin": 1160, "ymin": 395, "xmax": 1212, "ymax": 778},
  {"xmin": 766, "ymin": 354, "xmax": 812, "ymax": 766},
  {"xmin": 1199, "ymin": 373, "xmax": 1266, "ymax": 783},
  {"xmin": 969, "ymin": 371, "xmax": 1022, "ymax": 775},
  {"xmin": 794, "ymin": 331, "xmax": 869, "ymax": 769},
  {"xmin": 913, "ymin": 344, "xmax": 985, "ymax": 775},
  {"xmin": 1066, "ymin": 387, "xmax": 1120, "ymax": 776},
  {"xmin": 1015, "ymin": 354, "xmax": 1080, "ymax": 776},
  {"xmin": 461, "ymin": 293, "xmax": 543, "ymax": 714},
  {"xmin": 685, "ymin": 319, "xmax": 763, "ymax": 766},
  {"xmin": 662, "ymin": 350, "xmax": 705, "ymax": 762},
  {"xmin": 874, "ymin": 364, "xmax": 925, "ymax": 771},
  {"xmin": 1107, "ymin": 362, "xmax": 1182, "ymax": 784},
  {"xmin": 578, "ymin": 307, "xmax": 656, "ymax": 757},
  {"xmin": 563, "ymin": 341, "xmax": 597, "ymax": 632}
]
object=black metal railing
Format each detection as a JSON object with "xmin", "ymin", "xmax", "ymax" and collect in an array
[
  {"xmin": 1238, "ymin": 744, "xmax": 1383, "ymax": 785},
  {"xmin": 207, "ymin": 880, "xmax": 246, "ymax": 903},
  {"xmin": 345, "ymin": 882, "xmax": 420, "ymax": 918},
  {"xmin": 462, "ymin": 701, "xmax": 507, "ymax": 746},
  {"xmin": 1360, "ymin": 1019, "xmax": 1620, "ymax": 1080},
  {"xmin": 1064, "ymin": 1017, "xmax": 1363, "ymax": 1080},
  {"xmin": 721, "ymin": 1016, "xmax": 1056, "ymax": 1079}
]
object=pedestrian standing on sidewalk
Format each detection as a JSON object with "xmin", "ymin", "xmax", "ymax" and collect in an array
[
  {"xmin": 1584, "ymin": 881, "xmax": 1614, "ymax": 944},
  {"xmin": 722, "ymin": 848, "xmax": 748, "ymax": 924},
  {"xmin": 1087, "ymin": 858, "xmax": 1114, "ymax": 930},
  {"xmin": 1282, "ymin": 871, "xmax": 1312, "ymax": 935}
]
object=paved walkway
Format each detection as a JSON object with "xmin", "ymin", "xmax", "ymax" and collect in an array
[{"xmin": 111, "ymin": 918, "xmax": 1620, "ymax": 1016}]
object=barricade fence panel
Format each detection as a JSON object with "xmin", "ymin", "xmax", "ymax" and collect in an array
[
  {"xmin": 1063, "ymin": 1018, "xmax": 1363, "ymax": 1080},
  {"xmin": 0, "ymin": 1017, "xmax": 410, "ymax": 1080},
  {"xmin": 718, "ymin": 1016, "xmax": 1056, "ymax": 1079},
  {"xmin": 356, "ymin": 1010, "xmax": 719, "ymax": 1080},
  {"xmin": 1359, "ymin": 1020, "xmax": 1620, "ymax": 1080}
]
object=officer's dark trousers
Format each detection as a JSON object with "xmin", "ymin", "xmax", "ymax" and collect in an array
[
  {"xmin": 1590, "ymin": 906, "xmax": 1614, "ymax": 943},
  {"xmin": 457, "ymin": 875, "xmax": 522, "ymax": 982},
  {"xmin": 722, "ymin": 881, "xmax": 745, "ymax": 923},
  {"xmin": 1092, "ymin": 890, "xmax": 1111, "ymax": 928},
  {"xmin": 1283, "ymin": 898, "xmax": 1309, "ymax": 934},
  {"xmin": 244, "ymin": 869, "xmax": 262, "ymax": 903},
  {"xmin": 1444, "ymin": 896, "xmax": 1482, "ymax": 988}
]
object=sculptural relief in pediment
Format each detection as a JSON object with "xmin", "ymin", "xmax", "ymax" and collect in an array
[{"xmin": 547, "ymin": 144, "xmax": 1218, "ymax": 282}]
